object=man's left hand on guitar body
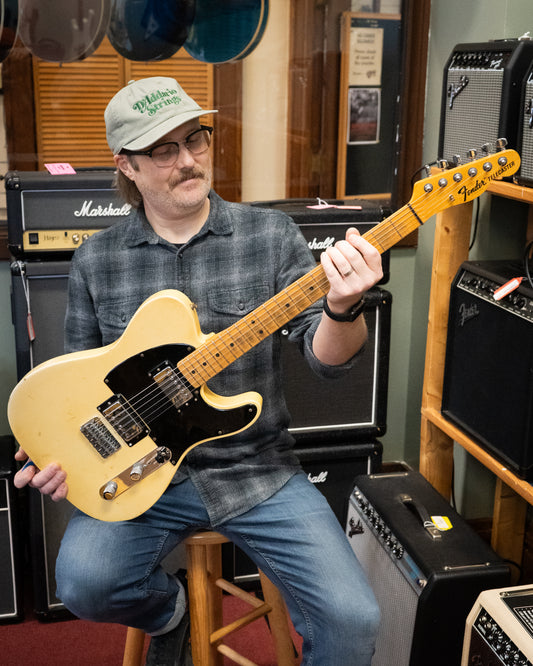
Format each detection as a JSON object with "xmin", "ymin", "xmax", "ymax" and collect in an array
[
  {"xmin": 320, "ymin": 226, "xmax": 383, "ymax": 315},
  {"xmin": 14, "ymin": 447, "xmax": 68, "ymax": 502}
]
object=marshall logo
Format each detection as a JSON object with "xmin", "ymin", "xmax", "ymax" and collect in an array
[
  {"xmin": 458, "ymin": 301, "xmax": 480, "ymax": 326},
  {"xmin": 308, "ymin": 470, "xmax": 328, "ymax": 484},
  {"xmin": 74, "ymin": 200, "xmax": 132, "ymax": 218},
  {"xmin": 307, "ymin": 236, "xmax": 335, "ymax": 251}
]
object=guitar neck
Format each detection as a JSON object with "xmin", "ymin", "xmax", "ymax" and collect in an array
[{"xmin": 177, "ymin": 202, "xmax": 421, "ymax": 387}]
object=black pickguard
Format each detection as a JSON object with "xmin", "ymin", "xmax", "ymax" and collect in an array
[{"xmin": 103, "ymin": 344, "xmax": 258, "ymax": 462}]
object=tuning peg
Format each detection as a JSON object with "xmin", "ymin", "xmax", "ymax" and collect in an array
[
  {"xmin": 452, "ymin": 154, "xmax": 462, "ymax": 166},
  {"xmin": 437, "ymin": 159, "xmax": 449, "ymax": 170},
  {"xmin": 496, "ymin": 138, "xmax": 508, "ymax": 150},
  {"xmin": 481, "ymin": 143, "xmax": 492, "ymax": 154},
  {"xmin": 467, "ymin": 148, "xmax": 477, "ymax": 159}
]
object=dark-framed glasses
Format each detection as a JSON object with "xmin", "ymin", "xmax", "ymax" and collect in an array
[{"xmin": 125, "ymin": 125, "xmax": 213, "ymax": 167}]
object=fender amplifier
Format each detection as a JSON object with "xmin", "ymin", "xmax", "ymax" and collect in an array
[
  {"xmin": 246, "ymin": 198, "xmax": 390, "ymax": 283},
  {"xmin": 6, "ymin": 169, "xmax": 131, "ymax": 258},
  {"xmin": 515, "ymin": 61, "xmax": 533, "ymax": 186},
  {"xmin": 346, "ymin": 470, "xmax": 510, "ymax": 666},
  {"xmin": 438, "ymin": 39, "xmax": 533, "ymax": 163},
  {"xmin": 462, "ymin": 585, "xmax": 533, "ymax": 665},
  {"xmin": 442, "ymin": 260, "xmax": 533, "ymax": 480}
]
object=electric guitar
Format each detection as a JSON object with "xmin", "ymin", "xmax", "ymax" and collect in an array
[{"xmin": 7, "ymin": 148, "xmax": 520, "ymax": 522}]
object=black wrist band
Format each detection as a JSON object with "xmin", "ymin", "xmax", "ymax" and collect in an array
[{"xmin": 323, "ymin": 296, "xmax": 365, "ymax": 322}]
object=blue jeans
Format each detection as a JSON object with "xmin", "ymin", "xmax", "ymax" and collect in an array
[{"xmin": 56, "ymin": 472, "xmax": 380, "ymax": 665}]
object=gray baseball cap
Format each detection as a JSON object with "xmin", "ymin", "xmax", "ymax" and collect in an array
[{"xmin": 105, "ymin": 77, "xmax": 217, "ymax": 154}]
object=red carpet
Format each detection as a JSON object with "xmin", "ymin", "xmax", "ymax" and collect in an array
[{"xmin": 0, "ymin": 595, "xmax": 302, "ymax": 665}]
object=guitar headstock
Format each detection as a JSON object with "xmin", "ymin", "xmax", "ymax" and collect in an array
[{"xmin": 410, "ymin": 146, "xmax": 521, "ymax": 218}]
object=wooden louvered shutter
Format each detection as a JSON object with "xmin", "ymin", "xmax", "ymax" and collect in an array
[{"xmin": 32, "ymin": 38, "xmax": 214, "ymax": 169}]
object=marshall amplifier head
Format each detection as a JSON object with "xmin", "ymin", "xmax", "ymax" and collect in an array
[
  {"xmin": 245, "ymin": 198, "xmax": 391, "ymax": 283},
  {"xmin": 439, "ymin": 39, "xmax": 533, "ymax": 164},
  {"xmin": 6, "ymin": 169, "xmax": 132, "ymax": 258},
  {"xmin": 462, "ymin": 585, "xmax": 533, "ymax": 666}
]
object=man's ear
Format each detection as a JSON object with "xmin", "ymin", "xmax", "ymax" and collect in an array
[{"xmin": 114, "ymin": 153, "xmax": 135, "ymax": 180}]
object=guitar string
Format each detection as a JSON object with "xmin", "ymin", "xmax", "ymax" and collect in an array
[{"xmin": 100, "ymin": 175, "xmax": 486, "ymax": 437}]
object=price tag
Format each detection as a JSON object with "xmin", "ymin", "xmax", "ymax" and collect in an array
[
  {"xmin": 44, "ymin": 163, "xmax": 77, "ymax": 175},
  {"xmin": 431, "ymin": 515, "xmax": 452, "ymax": 531}
]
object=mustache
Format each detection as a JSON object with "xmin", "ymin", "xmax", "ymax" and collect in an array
[{"xmin": 172, "ymin": 168, "xmax": 205, "ymax": 185}]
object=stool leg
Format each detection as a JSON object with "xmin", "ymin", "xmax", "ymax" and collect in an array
[
  {"xmin": 122, "ymin": 626, "xmax": 146, "ymax": 666},
  {"xmin": 259, "ymin": 570, "xmax": 296, "ymax": 666},
  {"xmin": 187, "ymin": 541, "xmax": 224, "ymax": 666}
]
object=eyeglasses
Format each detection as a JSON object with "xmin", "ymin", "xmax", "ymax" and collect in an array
[{"xmin": 124, "ymin": 125, "xmax": 213, "ymax": 167}]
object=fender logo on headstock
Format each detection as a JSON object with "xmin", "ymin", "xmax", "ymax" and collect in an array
[{"xmin": 457, "ymin": 157, "xmax": 518, "ymax": 202}]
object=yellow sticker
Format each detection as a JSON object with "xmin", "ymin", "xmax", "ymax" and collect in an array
[{"xmin": 431, "ymin": 515, "xmax": 452, "ymax": 531}]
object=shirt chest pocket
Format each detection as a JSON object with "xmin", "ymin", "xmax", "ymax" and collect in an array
[
  {"xmin": 207, "ymin": 284, "xmax": 271, "ymax": 327},
  {"xmin": 96, "ymin": 300, "xmax": 142, "ymax": 343}
]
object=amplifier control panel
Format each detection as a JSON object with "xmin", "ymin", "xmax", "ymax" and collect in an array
[
  {"xmin": 463, "ymin": 586, "xmax": 533, "ymax": 666},
  {"xmin": 456, "ymin": 261, "xmax": 533, "ymax": 322},
  {"xmin": 22, "ymin": 228, "xmax": 104, "ymax": 252},
  {"xmin": 348, "ymin": 487, "xmax": 427, "ymax": 595}
]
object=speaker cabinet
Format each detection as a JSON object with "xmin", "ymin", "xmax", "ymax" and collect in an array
[
  {"xmin": 346, "ymin": 471, "xmax": 510, "ymax": 666},
  {"xmin": 224, "ymin": 440, "xmax": 383, "ymax": 586},
  {"xmin": 283, "ymin": 287, "xmax": 391, "ymax": 442},
  {"xmin": 10, "ymin": 260, "xmax": 74, "ymax": 618},
  {"xmin": 0, "ymin": 436, "xmax": 24, "ymax": 623},
  {"xmin": 442, "ymin": 260, "xmax": 533, "ymax": 480},
  {"xmin": 438, "ymin": 39, "xmax": 533, "ymax": 162},
  {"xmin": 462, "ymin": 585, "xmax": 533, "ymax": 666}
]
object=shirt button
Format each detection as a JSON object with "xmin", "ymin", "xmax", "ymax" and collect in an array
[
  {"xmin": 120, "ymin": 313, "xmax": 127, "ymax": 322},
  {"xmin": 238, "ymin": 301, "xmax": 245, "ymax": 310}
]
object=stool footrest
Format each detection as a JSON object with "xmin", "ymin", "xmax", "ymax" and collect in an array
[
  {"xmin": 217, "ymin": 643, "xmax": 259, "ymax": 666},
  {"xmin": 210, "ymin": 601, "xmax": 273, "ymax": 644},
  {"xmin": 215, "ymin": 577, "xmax": 267, "ymax": 609}
]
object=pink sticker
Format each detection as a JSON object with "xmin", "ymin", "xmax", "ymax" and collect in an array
[{"xmin": 44, "ymin": 163, "xmax": 77, "ymax": 175}]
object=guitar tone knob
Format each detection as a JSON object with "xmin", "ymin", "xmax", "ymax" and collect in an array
[{"xmin": 102, "ymin": 481, "xmax": 118, "ymax": 500}]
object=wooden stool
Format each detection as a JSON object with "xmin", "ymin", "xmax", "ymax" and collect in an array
[{"xmin": 123, "ymin": 531, "xmax": 296, "ymax": 666}]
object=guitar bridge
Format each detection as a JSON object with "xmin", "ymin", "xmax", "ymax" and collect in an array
[
  {"xmin": 98, "ymin": 394, "xmax": 148, "ymax": 445},
  {"xmin": 80, "ymin": 417, "xmax": 121, "ymax": 458}
]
